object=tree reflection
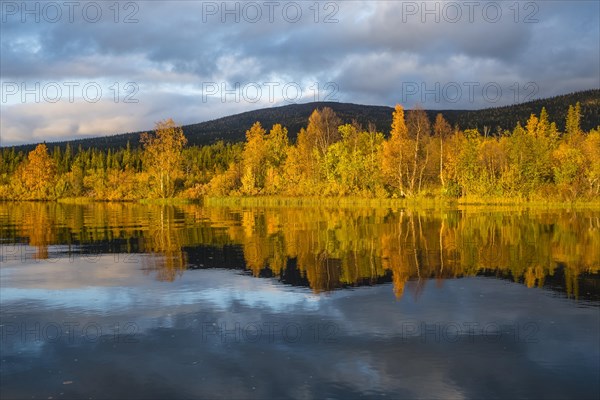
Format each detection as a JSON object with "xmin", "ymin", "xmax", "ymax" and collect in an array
[
  {"xmin": 1, "ymin": 203, "xmax": 598, "ymax": 299},
  {"xmin": 141, "ymin": 205, "xmax": 188, "ymax": 282}
]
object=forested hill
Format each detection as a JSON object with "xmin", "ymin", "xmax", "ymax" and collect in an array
[{"xmin": 7, "ymin": 89, "xmax": 599, "ymax": 152}]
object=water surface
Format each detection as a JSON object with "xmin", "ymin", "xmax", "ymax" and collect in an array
[{"xmin": 1, "ymin": 203, "xmax": 599, "ymax": 399}]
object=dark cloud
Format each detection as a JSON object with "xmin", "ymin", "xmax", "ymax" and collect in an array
[{"xmin": 1, "ymin": 0, "xmax": 598, "ymax": 145}]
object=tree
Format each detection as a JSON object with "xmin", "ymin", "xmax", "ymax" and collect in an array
[
  {"xmin": 305, "ymin": 107, "xmax": 342, "ymax": 181},
  {"xmin": 19, "ymin": 144, "xmax": 58, "ymax": 200},
  {"xmin": 266, "ymin": 124, "xmax": 289, "ymax": 168},
  {"xmin": 62, "ymin": 143, "xmax": 73, "ymax": 174},
  {"xmin": 326, "ymin": 124, "xmax": 363, "ymax": 195},
  {"xmin": 264, "ymin": 124, "xmax": 289, "ymax": 194},
  {"xmin": 525, "ymin": 113, "xmax": 539, "ymax": 137},
  {"xmin": 306, "ymin": 107, "xmax": 342, "ymax": 158},
  {"xmin": 553, "ymin": 142, "xmax": 585, "ymax": 200},
  {"xmin": 382, "ymin": 104, "xmax": 409, "ymax": 196},
  {"xmin": 363, "ymin": 123, "xmax": 386, "ymax": 196},
  {"xmin": 523, "ymin": 112, "xmax": 554, "ymax": 193},
  {"xmin": 406, "ymin": 106, "xmax": 431, "ymax": 194},
  {"xmin": 282, "ymin": 135, "xmax": 310, "ymax": 195},
  {"xmin": 455, "ymin": 129, "xmax": 482, "ymax": 197},
  {"xmin": 240, "ymin": 122, "xmax": 267, "ymax": 195},
  {"xmin": 565, "ymin": 102, "xmax": 582, "ymax": 137},
  {"xmin": 433, "ymin": 113, "xmax": 452, "ymax": 188},
  {"xmin": 443, "ymin": 128, "xmax": 465, "ymax": 197},
  {"xmin": 478, "ymin": 137, "xmax": 506, "ymax": 195},
  {"xmin": 327, "ymin": 123, "xmax": 384, "ymax": 196},
  {"xmin": 141, "ymin": 119, "xmax": 187, "ymax": 198},
  {"xmin": 582, "ymin": 128, "xmax": 600, "ymax": 196}
]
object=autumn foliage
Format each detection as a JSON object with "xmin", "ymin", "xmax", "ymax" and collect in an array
[
  {"xmin": 9, "ymin": 144, "xmax": 58, "ymax": 200},
  {"xmin": 1, "ymin": 102, "xmax": 599, "ymax": 202},
  {"xmin": 141, "ymin": 118, "xmax": 187, "ymax": 198}
]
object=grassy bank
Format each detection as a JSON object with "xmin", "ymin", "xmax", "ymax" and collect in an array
[
  {"xmin": 53, "ymin": 197, "xmax": 197, "ymax": 205},
  {"xmin": 202, "ymin": 195, "xmax": 600, "ymax": 210},
  {"xmin": 138, "ymin": 198, "xmax": 196, "ymax": 205},
  {"xmin": 3, "ymin": 195, "xmax": 599, "ymax": 210},
  {"xmin": 203, "ymin": 196, "xmax": 424, "ymax": 208}
]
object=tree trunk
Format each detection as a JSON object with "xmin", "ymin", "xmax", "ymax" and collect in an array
[{"xmin": 440, "ymin": 138, "xmax": 445, "ymax": 188}]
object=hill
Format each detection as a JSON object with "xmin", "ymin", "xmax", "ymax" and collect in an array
[{"xmin": 7, "ymin": 89, "xmax": 599, "ymax": 152}]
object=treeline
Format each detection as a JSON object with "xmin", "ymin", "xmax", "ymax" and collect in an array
[
  {"xmin": 1, "ymin": 103, "xmax": 599, "ymax": 201},
  {"xmin": 445, "ymin": 89, "xmax": 600, "ymax": 135},
  {"xmin": 0, "ymin": 123, "xmax": 242, "ymax": 201}
]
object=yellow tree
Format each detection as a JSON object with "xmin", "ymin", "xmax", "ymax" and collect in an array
[
  {"xmin": 20, "ymin": 144, "xmax": 58, "ymax": 199},
  {"xmin": 306, "ymin": 107, "xmax": 341, "ymax": 158},
  {"xmin": 443, "ymin": 128, "xmax": 467, "ymax": 196},
  {"xmin": 433, "ymin": 113, "xmax": 452, "ymax": 188},
  {"xmin": 282, "ymin": 131, "xmax": 311, "ymax": 195},
  {"xmin": 328, "ymin": 124, "xmax": 384, "ymax": 196},
  {"xmin": 582, "ymin": 128, "xmax": 600, "ymax": 197},
  {"xmin": 266, "ymin": 124, "xmax": 288, "ymax": 168},
  {"xmin": 565, "ymin": 102, "xmax": 582, "ymax": 137},
  {"xmin": 305, "ymin": 107, "xmax": 341, "ymax": 181},
  {"xmin": 522, "ymin": 110, "xmax": 559, "ymax": 194},
  {"xmin": 455, "ymin": 129, "xmax": 482, "ymax": 197},
  {"xmin": 535, "ymin": 107, "xmax": 558, "ymax": 141},
  {"xmin": 406, "ymin": 106, "xmax": 431, "ymax": 194},
  {"xmin": 382, "ymin": 104, "xmax": 409, "ymax": 196},
  {"xmin": 141, "ymin": 119, "xmax": 187, "ymax": 198},
  {"xmin": 552, "ymin": 142, "xmax": 585, "ymax": 200},
  {"xmin": 525, "ymin": 113, "xmax": 539, "ymax": 137},
  {"xmin": 241, "ymin": 122, "xmax": 267, "ymax": 195},
  {"xmin": 478, "ymin": 137, "xmax": 506, "ymax": 195},
  {"xmin": 264, "ymin": 124, "xmax": 289, "ymax": 194}
]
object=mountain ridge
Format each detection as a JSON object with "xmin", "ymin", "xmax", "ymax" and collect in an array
[{"xmin": 6, "ymin": 89, "xmax": 599, "ymax": 152}]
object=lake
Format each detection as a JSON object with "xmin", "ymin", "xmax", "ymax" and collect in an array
[{"xmin": 1, "ymin": 202, "xmax": 599, "ymax": 399}]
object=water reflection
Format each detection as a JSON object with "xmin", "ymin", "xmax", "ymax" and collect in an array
[{"xmin": 1, "ymin": 202, "xmax": 599, "ymax": 299}]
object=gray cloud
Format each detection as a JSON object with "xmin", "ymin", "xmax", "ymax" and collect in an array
[
  {"xmin": 1, "ymin": 0, "xmax": 598, "ymax": 145},
  {"xmin": 3, "ymin": 265, "xmax": 599, "ymax": 399}
]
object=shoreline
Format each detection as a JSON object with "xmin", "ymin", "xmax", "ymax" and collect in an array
[{"xmin": 1, "ymin": 196, "xmax": 599, "ymax": 209}]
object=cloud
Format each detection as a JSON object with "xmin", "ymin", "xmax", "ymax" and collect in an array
[
  {"xmin": 3, "ymin": 268, "xmax": 599, "ymax": 399},
  {"xmin": 1, "ymin": 0, "xmax": 598, "ymax": 145}
]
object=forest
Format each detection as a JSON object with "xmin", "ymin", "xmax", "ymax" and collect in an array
[{"xmin": 0, "ymin": 102, "xmax": 599, "ymax": 202}]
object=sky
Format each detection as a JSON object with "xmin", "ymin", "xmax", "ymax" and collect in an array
[{"xmin": 1, "ymin": 0, "xmax": 599, "ymax": 146}]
